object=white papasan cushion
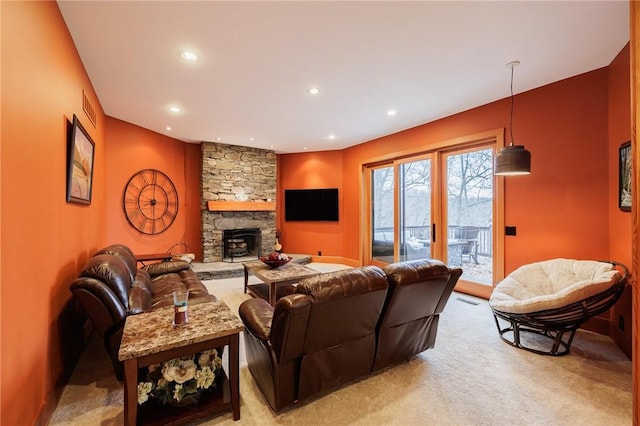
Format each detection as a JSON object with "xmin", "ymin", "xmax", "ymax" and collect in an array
[{"xmin": 489, "ymin": 259, "xmax": 620, "ymax": 314}]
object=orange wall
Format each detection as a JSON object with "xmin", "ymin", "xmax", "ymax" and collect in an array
[
  {"xmin": 608, "ymin": 44, "xmax": 633, "ymax": 349},
  {"xmin": 105, "ymin": 117, "xmax": 202, "ymax": 259},
  {"xmin": 0, "ymin": 2, "xmax": 633, "ymax": 424},
  {"xmin": 1, "ymin": 2, "xmax": 107, "ymax": 424},
  {"xmin": 609, "ymin": 44, "xmax": 633, "ymax": 268},
  {"xmin": 280, "ymin": 68, "xmax": 612, "ymax": 274},
  {"xmin": 277, "ymin": 150, "xmax": 344, "ymax": 256}
]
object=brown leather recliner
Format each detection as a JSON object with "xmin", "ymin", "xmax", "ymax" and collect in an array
[
  {"xmin": 373, "ymin": 259, "xmax": 462, "ymax": 370},
  {"xmin": 239, "ymin": 259, "xmax": 462, "ymax": 412},
  {"xmin": 239, "ymin": 266, "xmax": 389, "ymax": 412},
  {"xmin": 70, "ymin": 244, "xmax": 215, "ymax": 380}
]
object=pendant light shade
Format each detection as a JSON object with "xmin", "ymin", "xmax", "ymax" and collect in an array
[
  {"xmin": 494, "ymin": 144, "xmax": 531, "ymax": 175},
  {"xmin": 494, "ymin": 61, "xmax": 531, "ymax": 176}
]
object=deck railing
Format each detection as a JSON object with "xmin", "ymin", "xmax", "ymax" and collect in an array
[{"xmin": 373, "ymin": 225, "xmax": 492, "ymax": 257}]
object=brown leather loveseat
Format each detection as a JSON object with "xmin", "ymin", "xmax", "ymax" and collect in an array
[
  {"xmin": 69, "ymin": 244, "xmax": 215, "ymax": 380},
  {"xmin": 238, "ymin": 259, "xmax": 462, "ymax": 411}
]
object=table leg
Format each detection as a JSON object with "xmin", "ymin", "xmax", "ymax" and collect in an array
[
  {"xmin": 270, "ymin": 282, "xmax": 277, "ymax": 307},
  {"xmin": 230, "ymin": 333, "xmax": 241, "ymax": 420},
  {"xmin": 243, "ymin": 265, "xmax": 249, "ymax": 294},
  {"xmin": 123, "ymin": 358, "xmax": 138, "ymax": 426}
]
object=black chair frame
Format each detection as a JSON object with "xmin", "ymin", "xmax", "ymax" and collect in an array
[{"xmin": 491, "ymin": 261, "xmax": 628, "ymax": 356}]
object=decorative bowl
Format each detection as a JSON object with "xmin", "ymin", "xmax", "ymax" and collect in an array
[{"xmin": 260, "ymin": 256, "xmax": 292, "ymax": 268}]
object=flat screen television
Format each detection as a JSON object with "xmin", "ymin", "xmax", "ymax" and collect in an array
[{"xmin": 285, "ymin": 188, "xmax": 339, "ymax": 221}]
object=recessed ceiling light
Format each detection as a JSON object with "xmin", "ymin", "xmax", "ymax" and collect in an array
[
  {"xmin": 387, "ymin": 109, "xmax": 397, "ymax": 116},
  {"xmin": 328, "ymin": 134, "xmax": 336, "ymax": 140},
  {"xmin": 250, "ymin": 137, "xmax": 255, "ymax": 141},
  {"xmin": 181, "ymin": 50, "xmax": 198, "ymax": 61},
  {"xmin": 165, "ymin": 126, "xmax": 172, "ymax": 131},
  {"xmin": 308, "ymin": 87, "xmax": 320, "ymax": 96},
  {"xmin": 216, "ymin": 137, "xmax": 222, "ymax": 141},
  {"xmin": 303, "ymin": 147, "xmax": 308, "ymax": 150},
  {"xmin": 169, "ymin": 106, "xmax": 181, "ymax": 113},
  {"xmin": 269, "ymin": 144, "xmax": 275, "ymax": 148}
]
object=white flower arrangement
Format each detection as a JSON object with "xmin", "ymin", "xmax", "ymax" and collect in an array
[{"xmin": 137, "ymin": 349, "xmax": 223, "ymax": 405}]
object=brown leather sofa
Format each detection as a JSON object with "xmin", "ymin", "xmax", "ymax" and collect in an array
[
  {"xmin": 238, "ymin": 259, "xmax": 462, "ymax": 412},
  {"xmin": 69, "ymin": 244, "xmax": 215, "ymax": 380}
]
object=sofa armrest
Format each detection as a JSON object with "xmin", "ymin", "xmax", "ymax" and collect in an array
[
  {"xmin": 70, "ymin": 277, "xmax": 127, "ymax": 336},
  {"xmin": 143, "ymin": 260, "xmax": 191, "ymax": 277},
  {"xmin": 239, "ymin": 298, "xmax": 274, "ymax": 341}
]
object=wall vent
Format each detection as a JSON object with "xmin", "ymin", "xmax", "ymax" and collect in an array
[
  {"xmin": 456, "ymin": 297, "xmax": 480, "ymax": 306},
  {"xmin": 82, "ymin": 90, "xmax": 97, "ymax": 128}
]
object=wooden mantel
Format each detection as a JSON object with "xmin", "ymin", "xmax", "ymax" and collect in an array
[{"xmin": 207, "ymin": 200, "xmax": 276, "ymax": 212}]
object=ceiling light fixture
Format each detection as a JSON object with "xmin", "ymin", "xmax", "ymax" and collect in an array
[
  {"xmin": 169, "ymin": 106, "xmax": 181, "ymax": 113},
  {"xmin": 165, "ymin": 126, "xmax": 172, "ymax": 131},
  {"xmin": 328, "ymin": 134, "xmax": 336, "ymax": 140},
  {"xmin": 387, "ymin": 109, "xmax": 397, "ymax": 116},
  {"xmin": 494, "ymin": 61, "xmax": 531, "ymax": 176},
  {"xmin": 308, "ymin": 87, "xmax": 320, "ymax": 96},
  {"xmin": 181, "ymin": 50, "xmax": 198, "ymax": 61}
]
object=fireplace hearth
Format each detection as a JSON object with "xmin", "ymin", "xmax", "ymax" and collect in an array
[{"xmin": 223, "ymin": 228, "xmax": 262, "ymax": 262}]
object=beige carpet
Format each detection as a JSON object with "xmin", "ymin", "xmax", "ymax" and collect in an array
[{"xmin": 50, "ymin": 265, "xmax": 632, "ymax": 425}]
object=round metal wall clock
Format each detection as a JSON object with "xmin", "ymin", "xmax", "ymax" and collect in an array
[{"xmin": 123, "ymin": 169, "xmax": 178, "ymax": 235}]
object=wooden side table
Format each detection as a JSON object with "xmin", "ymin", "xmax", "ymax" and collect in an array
[{"xmin": 118, "ymin": 301, "xmax": 244, "ymax": 425}]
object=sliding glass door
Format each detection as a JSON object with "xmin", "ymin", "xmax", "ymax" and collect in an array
[
  {"xmin": 444, "ymin": 148, "xmax": 494, "ymax": 286},
  {"xmin": 365, "ymin": 133, "xmax": 502, "ymax": 297},
  {"xmin": 371, "ymin": 166, "xmax": 395, "ymax": 263},
  {"xmin": 398, "ymin": 157, "xmax": 432, "ymax": 262}
]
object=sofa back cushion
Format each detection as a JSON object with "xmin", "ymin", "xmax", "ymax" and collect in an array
[
  {"xmin": 294, "ymin": 266, "xmax": 388, "ymax": 399},
  {"xmin": 373, "ymin": 259, "xmax": 462, "ymax": 370},
  {"xmin": 271, "ymin": 294, "xmax": 313, "ymax": 364},
  {"xmin": 95, "ymin": 244, "xmax": 138, "ymax": 283},
  {"xmin": 79, "ymin": 254, "xmax": 133, "ymax": 310},
  {"xmin": 381, "ymin": 259, "xmax": 457, "ymax": 324}
]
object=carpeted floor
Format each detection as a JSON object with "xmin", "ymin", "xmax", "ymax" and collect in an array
[{"xmin": 50, "ymin": 263, "xmax": 632, "ymax": 425}]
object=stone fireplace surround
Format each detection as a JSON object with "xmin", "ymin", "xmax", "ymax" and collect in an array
[{"xmin": 201, "ymin": 142, "xmax": 277, "ymax": 262}]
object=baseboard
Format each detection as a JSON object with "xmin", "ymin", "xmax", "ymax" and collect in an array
[
  {"xmin": 609, "ymin": 324, "xmax": 632, "ymax": 359},
  {"xmin": 309, "ymin": 256, "xmax": 360, "ymax": 267},
  {"xmin": 582, "ymin": 315, "xmax": 610, "ymax": 336}
]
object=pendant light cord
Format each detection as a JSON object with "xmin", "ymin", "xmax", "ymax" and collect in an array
[{"xmin": 509, "ymin": 63, "xmax": 515, "ymax": 146}]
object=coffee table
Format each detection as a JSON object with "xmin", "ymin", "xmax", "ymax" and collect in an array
[
  {"xmin": 118, "ymin": 300, "xmax": 244, "ymax": 425},
  {"xmin": 243, "ymin": 260, "xmax": 320, "ymax": 306}
]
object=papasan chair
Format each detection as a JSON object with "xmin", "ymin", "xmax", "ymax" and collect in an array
[{"xmin": 489, "ymin": 259, "xmax": 628, "ymax": 356}]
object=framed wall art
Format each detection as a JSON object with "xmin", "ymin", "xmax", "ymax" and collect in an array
[
  {"xmin": 619, "ymin": 141, "xmax": 631, "ymax": 212},
  {"xmin": 66, "ymin": 115, "xmax": 95, "ymax": 205}
]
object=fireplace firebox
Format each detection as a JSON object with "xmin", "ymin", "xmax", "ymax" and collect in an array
[{"xmin": 222, "ymin": 228, "xmax": 262, "ymax": 262}]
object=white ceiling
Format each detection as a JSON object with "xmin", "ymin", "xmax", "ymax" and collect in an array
[{"xmin": 57, "ymin": 1, "xmax": 629, "ymax": 154}]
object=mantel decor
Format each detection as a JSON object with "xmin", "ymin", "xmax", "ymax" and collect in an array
[
  {"xmin": 619, "ymin": 141, "xmax": 631, "ymax": 212},
  {"xmin": 66, "ymin": 115, "xmax": 95, "ymax": 205}
]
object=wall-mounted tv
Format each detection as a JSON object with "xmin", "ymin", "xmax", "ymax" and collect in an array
[{"xmin": 285, "ymin": 188, "xmax": 339, "ymax": 221}]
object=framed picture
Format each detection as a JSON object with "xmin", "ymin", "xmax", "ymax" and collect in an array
[
  {"xmin": 66, "ymin": 115, "xmax": 95, "ymax": 205},
  {"xmin": 619, "ymin": 141, "xmax": 631, "ymax": 212}
]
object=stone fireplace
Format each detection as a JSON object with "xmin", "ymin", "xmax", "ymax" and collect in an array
[{"xmin": 201, "ymin": 142, "xmax": 277, "ymax": 262}]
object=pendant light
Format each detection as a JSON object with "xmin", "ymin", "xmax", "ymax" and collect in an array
[{"xmin": 494, "ymin": 61, "xmax": 531, "ymax": 176}]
